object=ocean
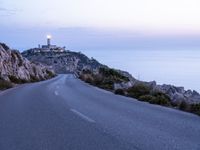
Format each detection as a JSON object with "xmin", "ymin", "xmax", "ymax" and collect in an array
[{"xmin": 82, "ymin": 49, "xmax": 200, "ymax": 92}]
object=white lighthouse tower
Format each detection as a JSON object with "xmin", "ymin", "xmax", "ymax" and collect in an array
[{"xmin": 47, "ymin": 35, "xmax": 51, "ymax": 48}]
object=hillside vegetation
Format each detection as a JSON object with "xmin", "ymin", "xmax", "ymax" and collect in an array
[
  {"xmin": 80, "ymin": 68, "xmax": 200, "ymax": 116},
  {"xmin": 80, "ymin": 68, "xmax": 129, "ymax": 90}
]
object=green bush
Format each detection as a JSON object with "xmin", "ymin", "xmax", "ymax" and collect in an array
[
  {"xmin": 115, "ymin": 89, "xmax": 125, "ymax": 95},
  {"xmin": 151, "ymin": 92, "xmax": 171, "ymax": 106},
  {"xmin": 138, "ymin": 95, "xmax": 154, "ymax": 101},
  {"xmin": 170, "ymin": 101, "xmax": 178, "ymax": 107},
  {"xmin": 85, "ymin": 77, "xmax": 93, "ymax": 84},
  {"xmin": 46, "ymin": 70, "xmax": 55, "ymax": 78},
  {"xmin": 99, "ymin": 67, "xmax": 129, "ymax": 82},
  {"xmin": 0, "ymin": 80, "xmax": 13, "ymax": 90},
  {"xmin": 178, "ymin": 101, "xmax": 188, "ymax": 111},
  {"xmin": 82, "ymin": 69, "xmax": 92, "ymax": 74},
  {"xmin": 190, "ymin": 104, "xmax": 200, "ymax": 116},
  {"xmin": 8, "ymin": 75, "xmax": 27, "ymax": 84},
  {"xmin": 92, "ymin": 76, "xmax": 103, "ymax": 86},
  {"xmin": 80, "ymin": 68, "xmax": 129, "ymax": 91},
  {"xmin": 127, "ymin": 83, "xmax": 150, "ymax": 99},
  {"xmin": 149, "ymin": 96, "xmax": 170, "ymax": 106},
  {"xmin": 99, "ymin": 84, "xmax": 113, "ymax": 90},
  {"xmin": 138, "ymin": 93, "xmax": 170, "ymax": 106},
  {"xmin": 30, "ymin": 75, "xmax": 40, "ymax": 82}
]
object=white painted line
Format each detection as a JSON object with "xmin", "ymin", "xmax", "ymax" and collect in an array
[
  {"xmin": 70, "ymin": 109, "xmax": 95, "ymax": 123},
  {"xmin": 54, "ymin": 91, "xmax": 59, "ymax": 96}
]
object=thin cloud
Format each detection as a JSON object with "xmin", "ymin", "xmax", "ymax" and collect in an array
[{"xmin": 0, "ymin": 7, "xmax": 19, "ymax": 16}]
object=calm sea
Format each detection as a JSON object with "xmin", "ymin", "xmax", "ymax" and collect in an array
[{"xmin": 82, "ymin": 49, "xmax": 200, "ymax": 92}]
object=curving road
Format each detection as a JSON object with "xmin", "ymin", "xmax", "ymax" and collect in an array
[{"xmin": 0, "ymin": 74, "xmax": 200, "ymax": 150}]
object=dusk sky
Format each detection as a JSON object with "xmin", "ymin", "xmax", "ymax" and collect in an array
[{"xmin": 0, "ymin": 0, "xmax": 200, "ymax": 50}]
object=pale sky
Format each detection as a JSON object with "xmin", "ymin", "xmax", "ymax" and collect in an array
[
  {"xmin": 0, "ymin": 0, "xmax": 200, "ymax": 49},
  {"xmin": 1, "ymin": 0, "xmax": 200, "ymax": 34}
]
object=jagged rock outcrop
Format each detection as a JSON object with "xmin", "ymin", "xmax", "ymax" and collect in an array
[
  {"xmin": 22, "ymin": 49, "xmax": 105, "ymax": 74},
  {"xmin": 154, "ymin": 84, "xmax": 200, "ymax": 103},
  {"xmin": 0, "ymin": 43, "xmax": 55, "ymax": 85},
  {"xmin": 114, "ymin": 79, "xmax": 200, "ymax": 103}
]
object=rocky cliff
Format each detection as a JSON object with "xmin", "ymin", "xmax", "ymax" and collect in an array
[{"xmin": 0, "ymin": 43, "xmax": 55, "ymax": 89}]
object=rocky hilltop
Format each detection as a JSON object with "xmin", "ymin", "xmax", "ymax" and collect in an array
[
  {"xmin": 22, "ymin": 49, "xmax": 105, "ymax": 74},
  {"xmin": 0, "ymin": 43, "xmax": 55, "ymax": 90}
]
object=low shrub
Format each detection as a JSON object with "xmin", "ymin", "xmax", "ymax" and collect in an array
[
  {"xmin": 190, "ymin": 103, "xmax": 200, "ymax": 116},
  {"xmin": 170, "ymin": 101, "xmax": 179, "ymax": 107},
  {"xmin": 151, "ymin": 92, "xmax": 171, "ymax": 106},
  {"xmin": 46, "ymin": 70, "xmax": 55, "ymax": 78},
  {"xmin": 0, "ymin": 80, "xmax": 13, "ymax": 90},
  {"xmin": 178, "ymin": 101, "xmax": 189, "ymax": 111},
  {"xmin": 30, "ymin": 75, "xmax": 40, "ymax": 82},
  {"xmin": 149, "ymin": 96, "xmax": 170, "ymax": 106},
  {"xmin": 80, "ymin": 67, "xmax": 130, "ymax": 90},
  {"xmin": 127, "ymin": 83, "xmax": 150, "ymax": 99},
  {"xmin": 8, "ymin": 75, "xmax": 27, "ymax": 84},
  {"xmin": 115, "ymin": 89, "xmax": 125, "ymax": 95},
  {"xmin": 99, "ymin": 67, "xmax": 129, "ymax": 82},
  {"xmin": 178, "ymin": 101, "xmax": 188, "ymax": 111},
  {"xmin": 138, "ymin": 95, "xmax": 154, "ymax": 101},
  {"xmin": 138, "ymin": 93, "xmax": 170, "ymax": 106},
  {"xmin": 99, "ymin": 84, "xmax": 113, "ymax": 90},
  {"xmin": 85, "ymin": 77, "xmax": 93, "ymax": 84}
]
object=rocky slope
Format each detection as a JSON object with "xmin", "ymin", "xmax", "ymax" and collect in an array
[
  {"xmin": 0, "ymin": 43, "xmax": 55, "ymax": 89},
  {"xmin": 22, "ymin": 49, "xmax": 105, "ymax": 74}
]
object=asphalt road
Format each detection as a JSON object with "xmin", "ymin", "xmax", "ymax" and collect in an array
[{"xmin": 0, "ymin": 74, "xmax": 200, "ymax": 150}]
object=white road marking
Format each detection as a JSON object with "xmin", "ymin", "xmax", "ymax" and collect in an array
[
  {"xmin": 54, "ymin": 91, "xmax": 59, "ymax": 96},
  {"xmin": 70, "ymin": 109, "xmax": 95, "ymax": 123}
]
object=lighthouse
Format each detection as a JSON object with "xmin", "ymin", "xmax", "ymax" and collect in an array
[
  {"xmin": 41, "ymin": 35, "xmax": 56, "ymax": 49},
  {"xmin": 47, "ymin": 35, "xmax": 51, "ymax": 47},
  {"xmin": 39, "ymin": 35, "xmax": 65, "ymax": 52}
]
